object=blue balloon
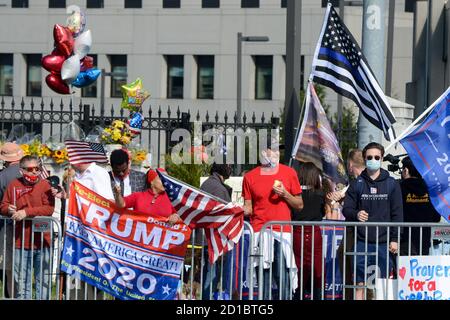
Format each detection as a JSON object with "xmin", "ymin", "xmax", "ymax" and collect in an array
[{"xmin": 71, "ymin": 68, "xmax": 101, "ymax": 88}]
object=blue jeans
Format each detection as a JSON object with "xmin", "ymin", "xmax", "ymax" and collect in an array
[
  {"xmin": 202, "ymin": 248, "xmax": 232, "ymax": 300},
  {"xmin": 263, "ymin": 242, "xmax": 290, "ymax": 300},
  {"xmin": 355, "ymin": 241, "xmax": 391, "ymax": 283},
  {"xmin": 14, "ymin": 248, "xmax": 51, "ymax": 300}
]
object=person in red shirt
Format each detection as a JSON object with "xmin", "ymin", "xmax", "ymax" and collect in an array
[
  {"xmin": 242, "ymin": 139, "xmax": 303, "ymax": 300},
  {"xmin": 0, "ymin": 155, "xmax": 55, "ymax": 300},
  {"xmin": 113, "ymin": 168, "xmax": 180, "ymax": 224}
]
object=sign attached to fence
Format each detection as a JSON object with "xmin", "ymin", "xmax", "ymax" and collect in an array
[
  {"xmin": 397, "ymin": 256, "xmax": 450, "ymax": 300},
  {"xmin": 61, "ymin": 181, "xmax": 191, "ymax": 300}
]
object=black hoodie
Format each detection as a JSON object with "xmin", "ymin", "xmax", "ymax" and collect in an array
[
  {"xmin": 343, "ymin": 168, "xmax": 403, "ymax": 243},
  {"xmin": 399, "ymin": 178, "xmax": 441, "ymax": 255}
]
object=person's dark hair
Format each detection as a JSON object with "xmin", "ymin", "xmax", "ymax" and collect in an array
[
  {"xmin": 19, "ymin": 155, "xmax": 39, "ymax": 167},
  {"xmin": 110, "ymin": 149, "xmax": 129, "ymax": 167},
  {"xmin": 401, "ymin": 156, "xmax": 420, "ymax": 178},
  {"xmin": 297, "ymin": 162, "xmax": 322, "ymax": 191},
  {"xmin": 362, "ymin": 142, "xmax": 385, "ymax": 158},
  {"xmin": 211, "ymin": 163, "xmax": 232, "ymax": 180}
]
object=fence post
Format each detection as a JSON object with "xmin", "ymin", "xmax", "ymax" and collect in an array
[{"xmin": 82, "ymin": 104, "xmax": 91, "ymax": 133}]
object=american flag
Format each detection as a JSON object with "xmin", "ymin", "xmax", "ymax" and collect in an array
[
  {"xmin": 65, "ymin": 140, "xmax": 108, "ymax": 165},
  {"xmin": 311, "ymin": 3, "xmax": 396, "ymax": 141},
  {"xmin": 38, "ymin": 157, "xmax": 50, "ymax": 179},
  {"xmin": 157, "ymin": 170, "xmax": 244, "ymax": 264}
]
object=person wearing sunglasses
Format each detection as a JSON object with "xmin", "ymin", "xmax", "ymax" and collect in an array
[
  {"xmin": 342, "ymin": 142, "xmax": 403, "ymax": 300},
  {"xmin": 0, "ymin": 155, "xmax": 55, "ymax": 299}
]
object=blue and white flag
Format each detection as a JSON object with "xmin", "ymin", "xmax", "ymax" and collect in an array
[{"xmin": 400, "ymin": 87, "xmax": 450, "ymax": 221}]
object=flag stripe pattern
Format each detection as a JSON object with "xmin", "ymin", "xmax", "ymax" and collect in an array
[
  {"xmin": 311, "ymin": 4, "xmax": 396, "ymax": 140},
  {"xmin": 157, "ymin": 170, "xmax": 244, "ymax": 264},
  {"xmin": 65, "ymin": 140, "xmax": 108, "ymax": 165},
  {"xmin": 38, "ymin": 157, "xmax": 50, "ymax": 179}
]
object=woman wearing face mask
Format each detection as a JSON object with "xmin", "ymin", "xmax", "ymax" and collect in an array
[
  {"xmin": 113, "ymin": 168, "xmax": 180, "ymax": 225},
  {"xmin": 342, "ymin": 142, "xmax": 403, "ymax": 300}
]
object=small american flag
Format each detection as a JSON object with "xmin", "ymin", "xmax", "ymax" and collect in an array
[
  {"xmin": 38, "ymin": 157, "xmax": 50, "ymax": 179},
  {"xmin": 65, "ymin": 140, "xmax": 108, "ymax": 165},
  {"xmin": 157, "ymin": 170, "xmax": 244, "ymax": 264}
]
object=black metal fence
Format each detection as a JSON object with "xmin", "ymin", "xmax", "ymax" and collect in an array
[{"xmin": 0, "ymin": 96, "xmax": 281, "ymax": 169}]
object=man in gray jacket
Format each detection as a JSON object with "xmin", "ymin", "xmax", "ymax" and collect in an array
[
  {"xmin": 200, "ymin": 163, "xmax": 233, "ymax": 299},
  {"xmin": 0, "ymin": 142, "xmax": 24, "ymax": 298}
]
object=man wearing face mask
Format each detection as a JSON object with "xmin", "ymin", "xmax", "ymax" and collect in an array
[
  {"xmin": 0, "ymin": 155, "xmax": 55, "ymax": 299},
  {"xmin": 343, "ymin": 142, "xmax": 403, "ymax": 300},
  {"xmin": 242, "ymin": 138, "xmax": 303, "ymax": 300}
]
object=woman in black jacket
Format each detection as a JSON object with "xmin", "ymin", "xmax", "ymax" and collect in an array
[{"xmin": 292, "ymin": 162, "xmax": 326, "ymax": 300}]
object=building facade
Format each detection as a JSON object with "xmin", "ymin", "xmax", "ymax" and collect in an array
[{"xmin": 0, "ymin": 0, "xmax": 414, "ymax": 122}]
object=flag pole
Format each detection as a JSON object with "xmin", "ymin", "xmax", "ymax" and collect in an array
[
  {"xmin": 288, "ymin": 81, "xmax": 309, "ymax": 167},
  {"xmin": 385, "ymin": 86, "xmax": 450, "ymax": 152}
]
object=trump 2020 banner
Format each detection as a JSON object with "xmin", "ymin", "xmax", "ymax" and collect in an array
[
  {"xmin": 61, "ymin": 181, "xmax": 191, "ymax": 300},
  {"xmin": 400, "ymin": 86, "xmax": 450, "ymax": 221}
]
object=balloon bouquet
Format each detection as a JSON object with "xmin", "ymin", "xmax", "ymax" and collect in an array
[{"xmin": 42, "ymin": 5, "xmax": 100, "ymax": 94}]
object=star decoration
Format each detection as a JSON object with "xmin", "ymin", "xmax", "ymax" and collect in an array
[{"xmin": 66, "ymin": 244, "xmax": 75, "ymax": 257}]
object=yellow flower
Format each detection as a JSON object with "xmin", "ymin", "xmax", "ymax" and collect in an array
[
  {"xmin": 112, "ymin": 120, "xmax": 125, "ymax": 129},
  {"xmin": 120, "ymin": 136, "xmax": 131, "ymax": 145},
  {"xmin": 20, "ymin": 144, "xmax": 30, "ymax": 156},
  {"xmin": 112, "ymin": 129, "xmax": 121, "ymax": 141}
]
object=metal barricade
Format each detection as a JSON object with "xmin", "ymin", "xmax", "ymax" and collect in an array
[
  {"xmin": 255, "ymin": 220, "xmax": 450, "ymax": 301},
  {"xmin": 0, "ymin": 216, "xmax": 62, "ymax": 300},
  {"xmin": 178, "ymin": 221, "xmax": 256, "ymax": 300}
]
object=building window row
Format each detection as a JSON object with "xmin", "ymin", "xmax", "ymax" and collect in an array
[
  {"xmin": 0, "ymin": 53, "xmax": 277, "ymax": 101},
  {"xmin": 11, "ymin": 0, "xmax": 287, "ymax": 9}
]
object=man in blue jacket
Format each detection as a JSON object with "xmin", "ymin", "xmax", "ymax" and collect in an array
[{"xmin": 343, "ymin": 142, "xmax": 403, "ymax": 300}]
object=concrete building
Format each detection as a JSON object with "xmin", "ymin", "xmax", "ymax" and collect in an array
[
  {"xmin": 406, "ymin": 0, "xmax": 450, "ymax": 117},
  {"xmin": 0, "ymin": 0, "xmax": 414, "ymax": 122}
]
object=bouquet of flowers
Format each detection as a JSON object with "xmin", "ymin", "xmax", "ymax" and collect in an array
[{"xmin": 100, "ymin": 120, "xmax": 132, "ymax": 145}]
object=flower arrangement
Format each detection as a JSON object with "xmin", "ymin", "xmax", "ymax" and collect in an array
[
  {"xmin": 19, "ymin": 139, "xmax": 68, "ymax": 164},
  {"xmin": 130, "ymin": 148, "xmax": 147, "ymax": 165},
  {"xmin": 100, "ymin": 120, "xmax": 132, "ymax": 145}
]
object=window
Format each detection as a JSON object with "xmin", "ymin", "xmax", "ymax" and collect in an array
[
  {"xmin": 281, "ymin": 0, "xmax": 286, "ymax": 8},
  {"xmin": 12, "ymin": 0, "xmax": 28, "ymax": 8},
  {"xmin": 49, "ymin": 0, "xmax": 66, "ymax": 8},
  {"xmin": 81, "ymin": 55, "xmax": 98, "ymax": 98},
  {"xmin": 0, "ymin": 54, "xmax": 13, "ymax": 96},
  {"xmin": 241, "ymin": 0, "xmax": 259, "ymax": 8},
  {"xmin": 166, "ymin": 55, "xmax": 184, "ymax": 99},
  {"xmin": 321, "ymin": 0, "xmax": 339, "ymax": 7},
  {"xmin": 26, "ymin": 54, "xmax": 42, "ymax": 97},
  {"xmin": 254, "ymin": 56, "xmax": 272, "ymax": 100},
  {"xmin": 109, "ymin": 55, "xmax": 127, "ymax": 98},
  {"xmin": 202, "ymin": 0, "xmax": 219, "ymax": 8},
  {"xmin": 196, "ymin": 56, "xmax": 214, "ymax": 99},
  {"xmin": 125, "ymin": 0, "xmax": 142, "ymax": 8},
  {"xmin": 87, "ymin": 0, "xmax": 104, "ymax": 8},
  {"xmin": 163, "ymin": 0, "xmax": 180, "ymax": 8}
]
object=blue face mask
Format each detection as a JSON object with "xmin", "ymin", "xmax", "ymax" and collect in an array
[
  {"xmin": 366, "ymin": 159, "xmax": 381, "ymax": 171},
  {"xmin": 262, "ymin": 154, "xmax": 277, "ymax": 168}
]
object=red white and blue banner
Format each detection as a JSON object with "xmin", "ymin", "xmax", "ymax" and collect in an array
[{"xmin": 61, "ymin": 181, "xmax": 191, "ymax": 300}]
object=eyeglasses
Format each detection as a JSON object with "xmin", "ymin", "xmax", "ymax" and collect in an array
[
  {"xmin": 22, "ymin": 166, "xmax": 41, "ymax": 173},
  {"xmin": 366, "ymin": 155, "xmax": 381, "ymax": 161}
]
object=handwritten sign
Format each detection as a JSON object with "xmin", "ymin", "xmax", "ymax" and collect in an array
[{"xmin": 397, "ymin": 256, "xmax": 450, "ymax": 300}]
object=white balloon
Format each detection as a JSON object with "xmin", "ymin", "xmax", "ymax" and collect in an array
[
  {"xmin": 74, "ymin": 30, "xmax": 92, "ymax": 59},
  {"xmin": 61, "ymin": 55, "xmax": 81, "ymax": 84}
]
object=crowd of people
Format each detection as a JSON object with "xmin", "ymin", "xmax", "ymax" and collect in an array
[{"xmin": 0, "ymin": 138, "xmax": 445, "ymax": 300}]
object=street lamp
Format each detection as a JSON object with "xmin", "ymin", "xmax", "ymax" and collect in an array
[
  {"xmin": 237, "ymin": 33, "xmax": 269, "ymax": 123},
  {"xmin": 100, "ymin": 68, "xmax": 128, "ymax": 121}
]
